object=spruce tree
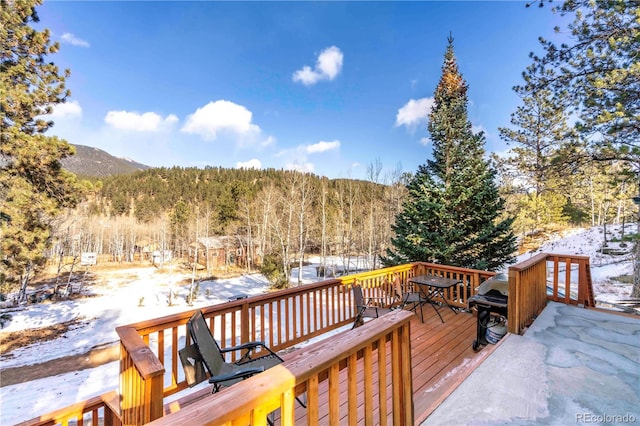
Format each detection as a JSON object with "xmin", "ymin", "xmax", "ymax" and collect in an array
[
  {"xmin": 383, "ymin": 36, "xmax": 516, "ymax": 271},
  {"xmin": 1, "ymin": 0, "xmax": 82, "ymax": 300}
]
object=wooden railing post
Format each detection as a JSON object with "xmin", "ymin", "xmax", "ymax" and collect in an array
[
  {"xmin": 240, "ymin": 299, "xmax": 251, "ymax": 344},
  {"xmin": 117, "ymin": 326, "xmax": 165, "ymax": 426}
]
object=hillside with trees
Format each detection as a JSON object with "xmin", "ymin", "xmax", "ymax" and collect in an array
[
  {"xmin": 52, "ymin": 164, "xmax": 408, "ymax": 289},
  {"xmin": 61, "ymin": 144, "xmax": 151, "ymax": 177}
]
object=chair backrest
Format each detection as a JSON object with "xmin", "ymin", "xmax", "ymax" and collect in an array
[
  {"xmin": 352, "ymin": 284, "xmax": 365, "ymax": 307},
  {"xmin": 187, "ymin": 310, "xmax": 225, "ymax": 376},
  {"xmin": 392, "ymin": 275, "xmax": 403, "ymax": 297}
]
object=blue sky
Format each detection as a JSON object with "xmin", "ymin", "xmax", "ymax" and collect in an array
[{"xmin": 38, "ymin": 1, "xmax": 568, "ymax": 180}]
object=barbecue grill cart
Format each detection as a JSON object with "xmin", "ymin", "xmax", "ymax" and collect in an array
[{"xmin": 468, "ymin": 273, "xmax": 508, "ymax": 351}]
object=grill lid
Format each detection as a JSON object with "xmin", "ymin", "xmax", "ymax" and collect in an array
[{"xmin": 477, "ymin": 273, "xmax": 508, "ymax": 296}]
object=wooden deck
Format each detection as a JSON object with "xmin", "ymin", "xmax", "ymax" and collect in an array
[
  {"xmin": 408, "ymin": 305, "xmax": 500, "ymax": 424},
  {"xmin": 282, "ymin": 304, "xmax": 500, "ymax": 425},
  {"xmin": 168, "ymin": 304, "xmax": 501, "ymax": 425}
]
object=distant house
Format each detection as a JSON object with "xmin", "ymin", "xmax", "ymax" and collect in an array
[
  {"xmin": 189, "ymin": 236, "xmax": 261, "ymax": 272},
  {"xmin": 133, "ymin": 240, "xmax": 158, "ymax": 262}
]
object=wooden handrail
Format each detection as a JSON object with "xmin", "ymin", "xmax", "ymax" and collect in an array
[
  {"xmin": 148, "ymin": 309, "xmax": 415, "ymax": 426},
  {"xmin": 508, "ymin": 253, "xmax": 594, "ymax": 335},
  {"xmin": 117, "ymin": 326, "xmax": 165, "ymax": 425},
  {"xmin": 17, "ymin": 391, "xmax": 121, "ymax": 426}
]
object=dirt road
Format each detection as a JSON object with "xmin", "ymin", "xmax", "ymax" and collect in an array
[{"xmin": 0, "ymin": 342, "xmax": 119, "ymax": 387}]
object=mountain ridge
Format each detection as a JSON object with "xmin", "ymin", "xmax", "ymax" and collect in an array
[{"xmin": 62, "ymin": 144, "xmax": 150, "ymax": 177}]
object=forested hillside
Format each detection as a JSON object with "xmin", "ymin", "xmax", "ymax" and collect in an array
[
  {"xmin": 71, "ymin": 157, "xmax": 635, "ymax": 268},
  {"xmin": 64, "ymin": 164, "xmax": 408, "ymax": 287}
]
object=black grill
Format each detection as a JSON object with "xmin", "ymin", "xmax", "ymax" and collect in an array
[{"xmin": 468, "ymin": 275, "xmax": 508, "ymax": 351}]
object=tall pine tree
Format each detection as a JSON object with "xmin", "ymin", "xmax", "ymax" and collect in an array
[
  {"xmin": 384, "ymin": 36, "xmax": 516, "ymax": 271},
  {"xmin": 1, "ymin": 0, "xmax": 83, "ymax": 300}
]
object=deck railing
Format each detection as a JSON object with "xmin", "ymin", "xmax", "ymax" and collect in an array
[
  {"xmin": 148, "ymin": 309, "xmax": 415, "ymax": 426},
  {"xmin": 508, "ymin": 253, "xmax": 594, "ymax": 335},
  {"xmin": 17, "ymin": 391, "xmax": 121, "ymax": 426},
  {"xmin": 19, "ymin": 262, "xmax": 493, "ymax": 425}
]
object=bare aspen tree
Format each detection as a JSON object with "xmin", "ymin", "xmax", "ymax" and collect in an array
[
  {"xmin": 269, "ymin": 200, "xmax": 291, "ymax": 286},
  {"xmin": 127, "ymin": 222, "xmax": 137, "ymax": 263},
  {"xmin": 238, "ymin": 196, "xmax": 254, "ymax": 273},
  {"xmin": 366, "ymin": 159, "xmax": 383, "ymax": 270},
  {"xmin": 334, "ymin": 175, "xmax": 360, "ymax": 274},
  {"xmin": 319, "ymin": 180, "xmax": 329, "ymax": 278},
  {"xmin": 256, "ymin": 184, "xmax": 278, "ymax": 267},
  {"xmin": 188, "ymin": 206, "xmax": 200, "ymax": 305},
  {"xmin": 274, "ymin": 172, "xmax": 298, "ymax": 286},
  {"xmin": 382, "ymin": 163, "xmax": 408, "ymax": 259},
  {"xmin": 110, "ymin": 220, "xmax": 125, "ymax": 263},
  {"xmin": 296, "ymin": 172, "xmax": 314, "ymax": 285}
]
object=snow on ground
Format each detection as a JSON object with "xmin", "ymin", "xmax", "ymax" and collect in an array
[
  {"xmin": 1, "ymin": 226, "xmax": 637, "ymax": 425},
  {"xmin": 0, "ymin": 256, "xmax": 356, "ymax": 424}
]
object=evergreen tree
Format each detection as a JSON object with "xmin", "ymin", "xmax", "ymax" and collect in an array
[
  {"xmin": 525, "ymin": 0, "xmax": 639, "ymax": 164},
  {"xmin": 496, "ymin": 84, "xmax": 583, "ymax": 233},
  {"xmin": 383, "ymin": 36, "xmax": 516, "ymax": 271},
  {"xmin": 498, "ymin": 87, "xmax": 583, "ymax": 197},
  {"xmin": 524, "ymin": 0, "xmax": 639, "ymax": 295},
  {"xmin": 0, "ymin": 0, "xmax": 82, "ymax": 299}
]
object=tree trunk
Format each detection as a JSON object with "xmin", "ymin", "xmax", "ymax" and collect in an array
[
  {"xmin": 631, "ymin": 240, "xmax": 640, "ymax": 298},
  {"xmin": 17, "ymin": 264, "xmax": 32, "ymax": 304}
]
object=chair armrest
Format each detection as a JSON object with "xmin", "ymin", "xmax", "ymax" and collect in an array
[
  {"xmin": 365, "ymin": 296, "xmax": 387, "ymax": 306},
  {"xmin": 208, "ymin": 366, "xmax": 265, "ymax": 384},
  {"xmin": 220, "ymin": 341, "xmax": 267, "ymax": 353},
  {"xmin": 221, "ymin": 341, "xmax": 283, "ymax": 362}
]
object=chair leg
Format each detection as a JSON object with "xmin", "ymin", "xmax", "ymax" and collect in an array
[
  {"xmin": 352, "ymin": 308, "xmax": 365, "ymax": 329},
  {"xmin": 296, "ymin": 392, "xmax": 307, "ymax": 408}
]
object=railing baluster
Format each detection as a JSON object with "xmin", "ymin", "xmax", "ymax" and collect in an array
[
  {"xmin": 363, "ymin": 347, "xmax": 374, "ymax": 426},
  {"xmin": 167, "ymin": 327, "xmax": 176, "ymax": 390},
  {"xmin": 377, "ymin": 335, "xmax": 388, "ymax": 426},
  {"xmin": 348, "ymin": 353, "xmax": 358, "ymax": 426}
]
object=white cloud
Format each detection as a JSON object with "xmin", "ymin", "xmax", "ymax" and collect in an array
[
  {"xmin": 395, "ymin": 98, "xmax": 434, "ymax": 129},
  {"xmin": 285, "ymin": 162, "xmax": 315, "ymax": 173},
  {"xmin": 104, "ymin": 110, "xmax": 178, "ymax": 132},
  {"xmin": 236, "ymin": 159, "xmax": 262, "ymax": 170},
  {"xmin": 50, "ymin": 100, "xmax": 82, "ymax": 119},
  {"xmin": 181, "ymin": 100, "xmax": 261, "ymax": 141},
  {"xmin": 276, "ymin": 138, "xmax": 339, "ymax": 174},
  {"xmin": 419, "ymin": 137, "xmax": 431, "ymax": 146},
  {"xmin": 262, "ymin": 136, "xmax": 276, "ymax": 147},
  {"xmin": 293, "ymin": 46, "xmax": 344, "ymax": 86},
  {"xmin": 60, "ymin": 33, "xmax": 90, "ymax": 48},
  {"xmin": 306, "ymin": 140, "xmax": 340, "ymax": 154}
]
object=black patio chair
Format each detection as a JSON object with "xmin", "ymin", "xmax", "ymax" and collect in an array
[
  {"xmin": 351, "ymin": 284, "xmax": 395, "ymax": 329},
  {"xmin": 392, "ymin": 275, "xmax": 425, "ymax": 322},
  {"xmin": 179, "ymin": 309, "xmax": 284, "ymax": 393}
]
